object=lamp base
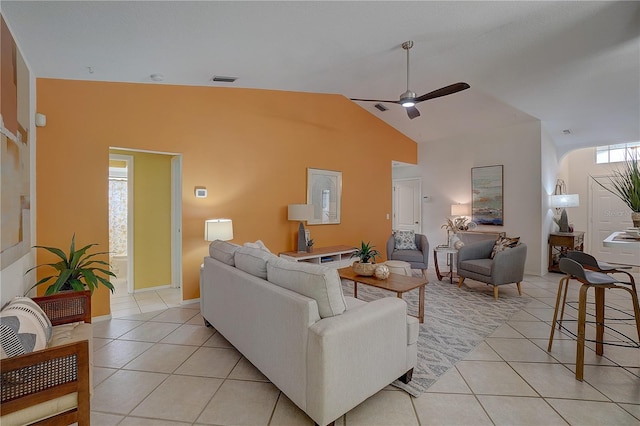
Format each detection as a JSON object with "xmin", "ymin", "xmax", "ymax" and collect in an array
[
  {"xmin": 297, "ymin": 222, "xmax": 307, "ymax": 252},
  {"xmin": 558, "ymin": 209, "xmax": 570, "ymax": 233}
]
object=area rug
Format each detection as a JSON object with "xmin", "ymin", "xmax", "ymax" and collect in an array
[{"xmin": 340, "ymin": 277, "xmax": 531, "ymax": 397}]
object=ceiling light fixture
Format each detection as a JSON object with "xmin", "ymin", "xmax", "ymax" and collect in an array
[{"xmin": 562, "ymin": 129, "xmax": 572, "ymax": 135}]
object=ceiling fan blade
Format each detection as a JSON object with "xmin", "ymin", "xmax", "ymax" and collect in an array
[
  {"xmin": 414, "ymin": 82, "xmax": 470, "ymax": 103},
  {"xmin": 406, "ymin": 106, "xmax": 420, "ymax": 119},
  {"xmin": 350, "ymin": 98, "xmax": 400, "ymax": 104}
]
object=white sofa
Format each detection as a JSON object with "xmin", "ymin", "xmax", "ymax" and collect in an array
[{"xmin": 201, "ymin": 241, "xmax": 418, "ymax": 426}]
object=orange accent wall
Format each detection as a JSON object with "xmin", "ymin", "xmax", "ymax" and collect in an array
[{"xmin": 35, "ymin": 79, "xmax": 417, "ymax": 317}]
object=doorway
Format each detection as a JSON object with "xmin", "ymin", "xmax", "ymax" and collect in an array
[
  {"xmin": 392, "ymin": 178, "xmax": 422, "ymax": 233},
  {"xmin": 589, "ymin": 176, "xmax": 639, "ymax": 266},
  {"xmin": 108, "ymin": 149, "xmax": 183, "ymax": 317}
]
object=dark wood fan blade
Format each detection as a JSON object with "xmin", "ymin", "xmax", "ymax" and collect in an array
[
  {"xmin": 414, "ymin": 82, "xmax": 470, "ymax": 103},
  {"xmin": 406, "ymin": 106, "xmax": 420, "ymax": 119},
  {"xmin": 350, "ymin": 98, "xmax": 400, "ymax": 104}
]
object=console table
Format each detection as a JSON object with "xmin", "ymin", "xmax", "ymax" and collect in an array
[
  {"xmin": 279, "ymin": 245, "xmax": 356, "ymax": 268},
  {"xmin": 548, "ymin": 231, "xmax": 584, "ymax": 272}
]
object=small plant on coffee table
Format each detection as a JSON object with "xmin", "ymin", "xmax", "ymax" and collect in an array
[{"xmin": 351, "ymin": 241, "xmax": 380, "ymax": 264}]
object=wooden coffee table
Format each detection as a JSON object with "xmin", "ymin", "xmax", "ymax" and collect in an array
[{"xmin": 338, "ymin": 267, "xmax": 428, "ymax": 323}]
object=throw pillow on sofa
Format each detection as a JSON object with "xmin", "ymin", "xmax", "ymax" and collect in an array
[
  {"xmin": 0, "ymin": 297, "xmax": 53, "ymax": 359},
  {"xmin": 394, "ymin": 230, "xmax": 418, "ymax": 250},
  {"xmin": 243, "ymin": 240, "xmax": 271, "ymax": 253},
  {"xmin": 491, "ymin": 236, "xmax": 520, "ymax": 259},
  {"xmin": 267, "ymin": 258, "xmax": 347, "ymax": 318}
]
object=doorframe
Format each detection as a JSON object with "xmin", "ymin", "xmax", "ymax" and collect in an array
[
  {"xmin": 392, "ymin": 177, "xmax": 422, "ymax": 233},
  {"xmin": 109, "ymin": 153, "xmax": 135, "ymax": 293},
  {"xmin": 171, "ymin": 155, "xmax": 183, "ymax": 289}
]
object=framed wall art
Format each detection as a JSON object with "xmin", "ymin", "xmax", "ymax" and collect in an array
[
  {"xmin": 307, "ymin": 168, "xmax": 341, "ymax": 225},
  {"xmin": 471, "ymin": 165, "xmax": 503, "ymax": 226}
]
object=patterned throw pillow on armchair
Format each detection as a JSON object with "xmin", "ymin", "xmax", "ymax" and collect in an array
[{"xmin": 394, "ymin": 230, "xmax": 418, "ymax": 250}]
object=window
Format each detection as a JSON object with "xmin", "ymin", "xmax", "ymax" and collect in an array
[{"xmin": 596, "ymin": 142, "xmax": 640, "ymax": 164}]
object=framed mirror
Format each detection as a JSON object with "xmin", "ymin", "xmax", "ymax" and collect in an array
[{"xmin": 307, "ymin": 168, "xmax": 342, "ymax": 225}]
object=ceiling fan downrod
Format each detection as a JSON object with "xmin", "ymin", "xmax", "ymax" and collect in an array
[{"xmin": 400, "ymin": 41, "xmax": 416, "ymax": 107}]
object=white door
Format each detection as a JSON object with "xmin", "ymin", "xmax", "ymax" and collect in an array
[
  {"xmin": 589, "ymin": 176, "xmax": 640, "ymax": 266},
  {"xmin": 393, "ymin": 178, "xmax": 421, "ymax": 233}
]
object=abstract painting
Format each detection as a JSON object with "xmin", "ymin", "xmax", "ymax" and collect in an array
[{"xmin": 472, "ymin": 165, "xmax": 503, "ymax": 226}]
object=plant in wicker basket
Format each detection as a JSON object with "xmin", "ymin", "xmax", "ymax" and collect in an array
[
  {"xmin": 25, "ymin": 234, "xmax": 116, "ymax": 295},
  {"xmin": 350, "ymin": 241, "xmax": 381, "ymax": 276}
]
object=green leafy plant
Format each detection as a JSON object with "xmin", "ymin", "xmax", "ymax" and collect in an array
[
  {"xmin": 351, "ymin": 241, "xmax": 381, "ymax": 264},
  {"xmin": 306, "ymin": 239, "xmax": 314, "ymax": 247},
  {"xmin": 25, "ymin": 234, "xmax": 116, "ymax": 295},
  {"xmin": 593, "ymin": 157, "xmax": 640, "ymax": 212}
]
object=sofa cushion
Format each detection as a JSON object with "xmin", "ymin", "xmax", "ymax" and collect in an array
[
  {"xmin": 267, "ymin": 258, "xmax": 347, "ymax": 318},
  {"xmin": 234, "ymin": 246, "xmax": 278, "ymax": 279},
  {"xmin": 0, "ymin": 298, "xmax": 53, "ymax": 359},
  {"xmin": 491, "ymin": 237, "xmax": 520, "ymax": 259},
  {"xmin": 394, "ymin": 230, "xmax": 418, "ymax": 250},
  {"xmin": 460, "ymin": 258, "xmax": 493, "ymax": 276},
  {"xmin": 209, "ymin": 240, "xmax": 240, "ymax": 266}
]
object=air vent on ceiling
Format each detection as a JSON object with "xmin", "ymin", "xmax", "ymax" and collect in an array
[
  {"xmin": 374, "ymin": 103, "xmax": 388, "ymax": 112},
  {"xmin": 211, "ymin": 75, "xmax": 238, "ymax": 83},
  {"xmin": 562, "ymin": 129, "xmax": 572, "ymax": 135}
]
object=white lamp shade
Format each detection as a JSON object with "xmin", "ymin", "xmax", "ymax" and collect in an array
[
  {"xmin": 205, "ymin": 219, "xmax": 234, "ymax": 241},
  {"xmin": 288, "ymin": 204, "xmax": 313, "ymax": 221},
  {"xmin": 451, "ymin": 204, "xmax": 470, "ymax": 216},
  {"xmin": 549, "ymin": 194, "xmax": 579, "ymax": 209}
]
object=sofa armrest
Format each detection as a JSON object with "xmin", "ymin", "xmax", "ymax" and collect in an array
[
  {"xmin": 0, "ymin": 340, "xmax": 91, "ymax": 425},
  {"xmin": 386, "ymin": 234, "xmax": 396, "ymax": 260},
  {"xmin": 33, "ymin": 290, "xmax": 92, "ymax": 325},
  {"xmin": 306, "ymin": 297, "xmax": 411, "ymax": 426},
  {"xmin": 457, "ymin": 239, "xmax": 495, "ymax": 263},
  {"xmin": 417, "ymin": 234, "xmax": 430, "ymax": 266},
  {"xmin": 492, "ymin": 243, "xmax": 528, "ymax": 285}
]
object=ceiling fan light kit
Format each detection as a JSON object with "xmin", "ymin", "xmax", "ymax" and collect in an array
[{"xmin": 350, "ymin": 40, "xmax": 470, "ymax": 119}]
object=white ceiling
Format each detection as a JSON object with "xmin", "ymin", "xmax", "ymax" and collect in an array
[{"xmin": 2, "ymin": 1, "xmax": 639, "ymax": 156}]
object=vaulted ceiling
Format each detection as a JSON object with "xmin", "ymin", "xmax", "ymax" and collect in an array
[{"xmin": 2, "ymin": 1, "xmax": 639, "ymax": 157}]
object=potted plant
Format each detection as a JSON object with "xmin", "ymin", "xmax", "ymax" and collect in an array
[
  {"xmin": 306, "ymin": 239, "xmax": 314, "ymax": 253},
  {"xmin": 441, "ymin": 217, "xmax": 470, "ymax": 247},
  {"xmin": 593, "ymin": 157, "xmax": 640, "ymax": 227},
  {"xmin": 350, "ymin": 241, "xmax": 380, "ymax": 276},
  {"xmin": 25, "ymin": 234, "xmax": 116, "ymax": 295}
]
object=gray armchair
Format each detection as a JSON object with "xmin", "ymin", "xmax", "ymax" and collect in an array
[
  {"xmin": 457, "ymin": 239, "xmax": 527, "ymax": 300},
  {"xmin": 386, "ymin": 233, "xmax": 430, "ymax": 278}
]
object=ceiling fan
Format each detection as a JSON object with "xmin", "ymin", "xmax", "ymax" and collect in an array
[{"xmin": 350, "ymin": 41, "xmax": 470, "ymax": 119}]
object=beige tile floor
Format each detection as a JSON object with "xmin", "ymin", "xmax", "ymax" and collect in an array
[{"xmin": 94, "ymin": 270, "xmax": 640, "ymax": 425}]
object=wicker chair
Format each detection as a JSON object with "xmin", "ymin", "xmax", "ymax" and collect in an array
[{"xmin": 1, "ymin": 291, "xmax": 92, "ymax": 426}]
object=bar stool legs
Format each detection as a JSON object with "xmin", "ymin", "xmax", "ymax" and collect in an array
[{"xmin": 548, "ymin": 273, "xmax": 640, "ymax": 382}]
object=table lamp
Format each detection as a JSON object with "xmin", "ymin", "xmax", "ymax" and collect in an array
[
  {"xmin": 288, "ymin": 204, "xmax": 313, "ymax": 252},
  {"xmin": 451, "ymin": 203, "xmax": 470, "ymax": 218},
  {"xmin": 204, "ymin": 218, "xmax": 234, "ymax": 241},
  {"xmin": 550, "ymin": 194, "xmax": 579, "ymax": 233}
]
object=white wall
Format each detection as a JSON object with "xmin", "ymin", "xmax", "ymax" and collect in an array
[
  {"xmin": 540, "ymin": 125, "xmax": 561, "ymax": 272},
  {"xmin": 419, "ymin": 119, "xmax": 545, "ymax": 275}
]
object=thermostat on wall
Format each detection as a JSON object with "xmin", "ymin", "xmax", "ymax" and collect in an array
[{"xmin": 194, "ymin": 187, "xmax": 207, "ymax": 198}]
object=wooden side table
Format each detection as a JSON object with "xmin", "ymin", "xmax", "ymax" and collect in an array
[
  {"xmin": 434, "ymin": 246, "xmax": 458, "ymax": 284},
  {"xmin": 548, "ymin": 231, "xmax": 584, "ymax": 272}
]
